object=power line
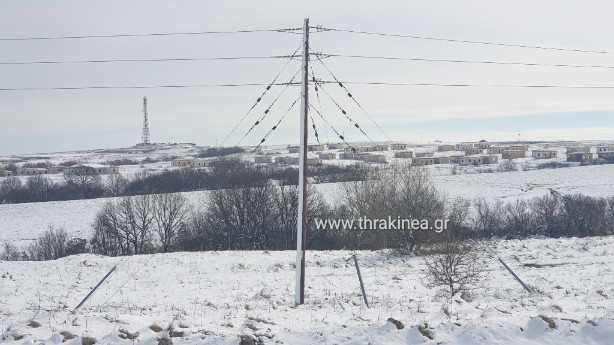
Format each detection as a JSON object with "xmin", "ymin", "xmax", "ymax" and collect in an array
[
  {"xmin": 319, "ymin": 53, "xmax": 614, "ymax": 70},
  {"xmin": 252, "ymin": 96, "xmax": 301, "ymax": 153},
  {"xmin": 236, "ymin": 68, "xmax": 302, "ymax": 146},
  {"xmin": 0, "ymin": 28, "xmax": 301, "ymax": 41},
  {"xmin": 308, "ymin": 103, "xmax": 374, "ymax": 161},
  {"xmin": 319, "ymin": 81, "xmax": 614, "ymax": 89},
  {"xmin": 0, "ymin": 55, "xmax": 299, "ymax": 66},
  {"xmin": 311, "ymin": 79, "xmax": 378, "ymax": 146},
  {"xmin": 320, "ymin": 27, "xmax": 614, "ymax": 55},
  {"xmin": 312, "ymin": 51, "xmax": 394, "ymax": 143},
  {"xmin": 219, "ymin": 43, "xmax": 302, "ymax": 147},
  {"xmin": 5, "ymin": 81, "xmax": 614, "ymax": 92},
  {"xmin": 0, "ymin": 82, "xmax": 300, "ymax": 92}
]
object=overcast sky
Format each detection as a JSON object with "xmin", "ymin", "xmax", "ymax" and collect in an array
[{"xmin": 1, "ymin": 1, "xmax": 614, "ymax": 155}]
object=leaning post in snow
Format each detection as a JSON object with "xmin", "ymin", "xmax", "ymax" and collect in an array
[
  {"xmin": 498, "ymin": 258, "xmax": 531, "ymax": 293},
  {"xmin": 74, "ymin": 265, "xmax": 117, "ymax": 311},
  {"xmin": 353, "ymin": 254, "xmax": 370, "ymax": 308},
  {"xmin": 295, "ymin": 17, "xmax": 310, "ymax": 305}
]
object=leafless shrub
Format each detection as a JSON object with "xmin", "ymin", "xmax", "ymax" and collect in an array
[
  {"xmin": 340, "ymin": 162, "xmax": 446, "ymax": 251},
  {"xmin": 497, "ymin": 159, "xmax": 517, "ymax": 172},
  {"xmin": 0, "ymin": 242, "xmax": 22, "ymax": 261},
  {"xmin": 423, "ymin": 234, "xmax": 485, "ymax": 298},
  {"xmin": 26, "ymin": 225, "xmax": 68, "ymax": 261},
  {"xmin": 473, "ymin": 198, "xmax": 504, "ymax": 237}
]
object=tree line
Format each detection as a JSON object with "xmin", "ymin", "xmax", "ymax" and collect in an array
[
  {"xmin": 0, "ymin": 159, "xmax": 370, "ymax": 204},
  {"xmin": 2, "ymin": 162, "xmax": 614, "ymax": 261}
]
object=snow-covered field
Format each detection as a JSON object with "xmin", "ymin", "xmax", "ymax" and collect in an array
[
  {"xmin": 2, "ymin": 236, "xmax": 614, "ymax": 344},
  {"xmin": 3, "ymin": 163, "xmax": 614, "ymax": 247},
  {"xmin": 434, "ymin": 164, "xmax": 614, "ymax": 203},
  {"xmin": 2, "ymin": 143, "xmax": 614, "ymax": 344}
]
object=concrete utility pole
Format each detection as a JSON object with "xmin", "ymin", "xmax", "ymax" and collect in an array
[{"xmin": 295, "ymin": 18, "xmax": 310, "ymax": 305}]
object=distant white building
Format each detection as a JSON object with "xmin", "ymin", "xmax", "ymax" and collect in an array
[
  {"xmin": 394, "ymin": 151, "xmax": 414, "ymax": 159},
  {"xmin": 597, "ymin": 151, "xmax": 614, "ymax": 160},
  {"xmin": 596, "ymin": 146, "xmax": 614, "ymax": 153},
  {"xmin": 487, "ymin": 147, "xmax": 507, "ymax": 154},
  {"xmin": 362, "ymin": 154, "xmax": 387, "ymax": 163},
  {"xmin": 477, "ymin": 141, "xmax": 491, "ymax": 149},
  {"xmin": 532, "ymin": 150, "xmax": 558, "ymax": 159},
  {"xmin": 465, "ymin": 148, "xmax": 483, "ymax": 155},
  {"xmin": 254, "ymin": 156, "xmax": 274, "ymax": 164},
  {"xmin": 172, "ymin": 157, "xmax": 195, "ymax": 167},
  {"xmin": 48, "ymin": 166, "xmax": 66, "ymax": 174},
  {"xmin": 567, "ymin": 146, "xmax": 591, "ymax": 154},
  {"xmin": 372, "ymin": 144, "xmax": 389, "ymax": 151},
  {"xmin": 434, "ymin": 156, "xmax": 450, "ymax": 164},
  {"xmin": 567, "ymin": 152, "xmax": 594, "ymax": 163},
  {"xmin": 391, "ymin": 143, "xmax": 407, "ymax": 150},
  {"xmin": 510, "ymin": 144, "xmax": 529, "ymax": 152},
  {"xmin": 0, "ymin": 170, "xmax": 13, "ymax": 177},
  {"xmin": 459, "ymin": 156, "xmax": 483, "ymax": 166},
  {"xmin": 65, "ymin": 164, "xmax": 119, "ymax": 175},
  {"xmin": 288, "ymin": 146, "xmax": 300, "ymax": 153},
  {"xmin": 308, "ymin": 144, "xmax": 325, "ymax": 152},
  {"xmin": 455, "ymin": 143, "xmax": 475, "ymax": 151},
  {"xmin": 17, "ymin": 168, "xmax": 48, "ymax": 175},
  {"xmin": 438, "ymin": 144, "xmax": 455, "ymax": 152},
  {"xmin": 502, "ymin": 150, "xmax": 525, "ymax": 159},
  {"xmin": 319, "ymin": 152, "xmax": 337, "ymax": 160},
  {"xmin": 190, "ymin": 159, "xmax": 217, "ymax": 167}
]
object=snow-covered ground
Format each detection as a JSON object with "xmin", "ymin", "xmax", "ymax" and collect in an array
[
  {"xmin": 434, "ymin": 164, "xmax": 614, "ymax": 203},
  {"xmin": 2, "ymin": 143, "xmax": 614, "ymax": 343},
  {"xmin": 2, "ymin": 236, "xmax": 614, "ymax": 344},
  {"xmin": 2, "ymin": 163, "xmax": 614, "ymax": 247}
]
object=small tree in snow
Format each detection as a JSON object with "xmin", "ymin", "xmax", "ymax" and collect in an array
[{"xmin": 423, "ymin": 235, "xmax": 485, "ymax": 298}]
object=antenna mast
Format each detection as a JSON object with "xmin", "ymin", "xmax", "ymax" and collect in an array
[
  {"xmin": 142, "ymin": 96, "xmax": 150, "ymax": 145},
  {"xmin": 295, "ymin": 18, "xmax": 310, "ymax": 305}
]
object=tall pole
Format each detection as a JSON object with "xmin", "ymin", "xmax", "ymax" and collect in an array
[
  {"xmin": 142, "ymin": 96, "xmax": 150, "ymax": 145},
  {"xmin": 295, "ymin": 18, "xmax": 310, "ymax": 305}
]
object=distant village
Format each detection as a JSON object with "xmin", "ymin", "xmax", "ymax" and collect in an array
[
  {"xmin": 1, "ymin": 142, "xmax": 614, "ymax": 178},
  {"xmin": 168, "ymin": 141, "xmax": 614, "ymax": 169}
]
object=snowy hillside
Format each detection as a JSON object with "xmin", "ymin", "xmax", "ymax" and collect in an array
[
  {"xmin": 3, "ymin": 164, "xmax": 614, "ymax": 246},
  {"xmin": 2, "ymin": 236, "xmax": 614, "ymax": 344}
]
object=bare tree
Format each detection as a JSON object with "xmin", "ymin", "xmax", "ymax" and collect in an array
[
  {"xmin": 0, "ymin": 176, "xmax": 22, "ymax": 192},
  {"xmin": 64, "ymin": 166, "xmax": 101, "ymax": 187},
  {"xmin": 25, "ymin": 175, "xmax": 53, "ymax": 202},
  {"xmin": 91, "ymin": 195, "xmax": 155, "ymax": 255},
  {"xmin": 206, "ymin": 181, "xmax": 277, "ymax": 250},
  {"xmin": 106, "ymin": 174, "xmax": 129, "ymax": 197},
  {"xmin": 154, "ymin": 193, "xmax": 189, "ymax": 252},
  {"xmin": 127, "ymin": 194, "xmax": 156, "ymax": 253},
  {"xmin": 423, "ymin": 235, "xmax": 485, "ymax": 298},
  {"xmin": 91, "ymin": 201, "xmax": 128, "ymax": 256},
  {"xmin": 274, "ymin": 185, "xmax": 298, "ymax": 249}
]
